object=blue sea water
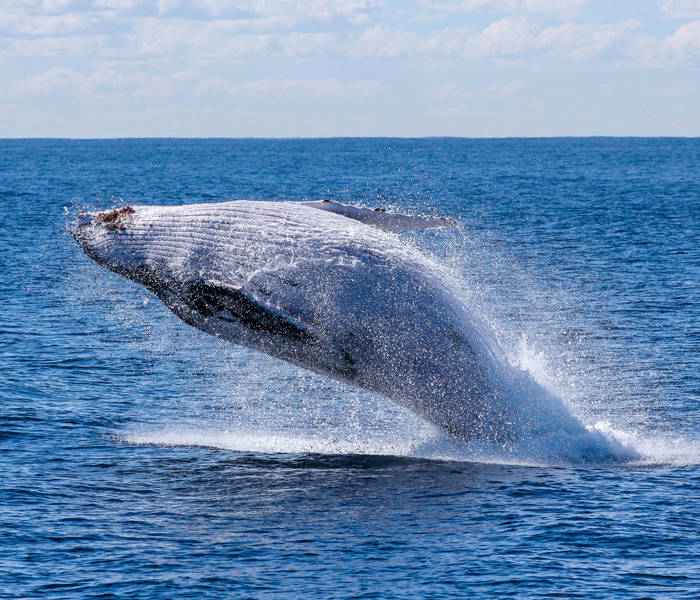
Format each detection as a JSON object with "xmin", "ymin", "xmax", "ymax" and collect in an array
[{"xmin": 1, "ymin": 138, "xmax": 698, "ymax": 598}]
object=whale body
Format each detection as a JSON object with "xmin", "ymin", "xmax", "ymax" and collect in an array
[{"xmin": 72, "ymin": 200, "xmax": 580, "ymax": 442}]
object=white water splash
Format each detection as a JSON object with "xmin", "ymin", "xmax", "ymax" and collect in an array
[
  {"xmin": 120, "ymin": 408, "xmax": 675, "ymax": 468},
  {"xmin": 120, "ymin": 421, "xmax": 700, "ymax": 468}
]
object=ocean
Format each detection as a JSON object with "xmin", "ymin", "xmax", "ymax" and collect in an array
[{"xmin": 1, "ymin": 138, "xmax": 698, "ymax": 598}]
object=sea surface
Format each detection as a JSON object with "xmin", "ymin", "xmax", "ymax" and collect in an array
[{"xmin": 1, "ymin": 138, "xmax": 698, "ymax": 599}]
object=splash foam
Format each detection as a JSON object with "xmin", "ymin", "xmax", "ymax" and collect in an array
[{"xmin": 121, "ymin": 417, "xmax": 651, "ymax": 468}]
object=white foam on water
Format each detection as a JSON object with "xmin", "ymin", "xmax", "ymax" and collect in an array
[
  {"xmin": 120, "ymin": 419, "xmax": 700, "ymax": 468},
  {"xmin": 589, "ymin": 421, "xmax": 700, "ymax": 468},
  {"xmin": 120, "ymin": 404, "xmax": 671, "ymax": 468},
  {"xmin": 121, "ymin": 427, "xmax": 426, "ymax": 460}
]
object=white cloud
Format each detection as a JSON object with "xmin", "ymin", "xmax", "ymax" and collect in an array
[
  {"xmin": 629, "ymin": 20, "xmax": 700, "ymax": 64},
  {"xmin": 10, "ymin": 66, "xmax": 82, "ymax": 94},
  {"xmin": 7, "ymin": 65, "xmax": 203, "ymax": 98},
  {"xmin": 424, "ymin": 17, "xmax": 640, "ymax": 60},
  {"xmin": 121, "ymin": 20, "xmax": 337, "ymax": 59},
  {"xmin": 0, "ymin": 0, "xmax": 680, "ymax": 66},
  {"xmin": 93, "ymin": 0, "xmax": 139, "ymax": 11},
  {"xmin": 0, "ymin": 10, "xmax": 99, "ymax": 35},
  {"xmin": 0, "ymin": 0, "xmax": 370, "ymax": 62},
  {"xmin": 420, "ymin": 0, "xmax": 590, "ymax": 14},
  {"xmin": 2, "ymin": 35, "xmax": 106, "ymax": 58},
  {"xmin": 537, "ymin": 18, "xmax": 641, "ymax": 60},
  {"xmin": 280, "ymin": 32, "xmax": 338, "ymax": 57},
  {"xmin": 659, "ymin": 0, "xmax": 700, "ymax": 19},
  {"xmin": 421, "ymin": 26, "xmax": 476, "ymax": 56},
  {"xmin": 428, "ymin": 78, "xmax": 525, "ymax": 100},
  {"xmin": 196, "ymin": 76, "xmax": 381, "ymax": 99},
  {"xmin": 81, "ymin": 67, "xmax": 200, "ymax": 98},
  {"xmin": 0, "ymin": 15, "xmax": 338, "ymax": 60},
  {"xmin": 250, "ymin": 0, "xmax": 378, "ymax": 25},
  {"xmin": 428, "ymin": 83, "xmax": 463, "ymax": 100},
  {"xmin": 490, "ymin": 78, "xmax": 525, "ymax": 94},
  {"xmin": 423, "ymin": 16, "xmax": 698, "ymax": 66},
  {"xmin": 1, "ymin": 0, "xmax": 377, "ymax": 29},
  {"xmin": 3, "ymin": 5, "xmax": 693, "ymax": 67},
  {"xmin": 9, "ymin": 65, "xmax": 380, "ymax": 102},
  {"xmin": 463, "ymin": 15, "xmax": 536, "ymax": 57},
  {"xmin": 351, "ymin": 25, "xmax": 417, "ymax": 58},
  {"xmin": 666, "ymin": 19, "xmax": 700, "ymax": 56},
  {"xmin": 143, "ymin": 0, "xmax": 378, "ymax": 24}
]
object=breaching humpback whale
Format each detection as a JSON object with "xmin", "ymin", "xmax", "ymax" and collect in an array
[{"xmin": 72, "ymin": 200, "xmax": 579, "ymax": 443}]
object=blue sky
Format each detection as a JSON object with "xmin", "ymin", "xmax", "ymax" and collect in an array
[{"xmin": 1, "ymin": 0, "xmax": 699, "ymax": 137}]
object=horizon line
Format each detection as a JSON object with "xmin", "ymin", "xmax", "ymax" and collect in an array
[{"xmin": 2, "ymin": 135, "xmax": 699, "ymax": 141}]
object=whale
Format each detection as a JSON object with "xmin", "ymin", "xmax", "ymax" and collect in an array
[{"xmin": 72, "ymin": 199, "xmax": 584, "ymax": 443}]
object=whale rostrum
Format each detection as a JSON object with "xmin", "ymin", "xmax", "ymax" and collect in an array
[{"xmin": 72, "ymin": 199, "xmax": 575, "ymax": 442}]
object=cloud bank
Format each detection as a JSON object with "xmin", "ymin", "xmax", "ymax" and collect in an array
[{"xmin": 1, "ymin": 0, "xmax": 699, "ymax": 136}]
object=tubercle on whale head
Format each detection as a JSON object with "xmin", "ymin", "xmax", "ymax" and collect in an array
[
  {"xmin": 96, "ymin": 205, "xmax": 135, "ymax": 230},
  {"xmin": 71, "ymin": 205, "xmax": 135, "ymax": 242}
]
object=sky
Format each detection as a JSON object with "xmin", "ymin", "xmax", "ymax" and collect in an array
[{"xmin": 1, "ymin": 0, "xmax": 699, "ymax": 137}]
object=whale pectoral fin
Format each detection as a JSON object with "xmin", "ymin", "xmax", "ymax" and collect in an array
[
  {"xmin": 185, "ymin": 281, "xmax": 312, "ymax": 343},
  {"xmin": 301, "ymin": 200, "xmax": 456, "ymax": 231},
  {"xmin": 183, "ymin": 280, "xmax": 359, "ymax": 380}
]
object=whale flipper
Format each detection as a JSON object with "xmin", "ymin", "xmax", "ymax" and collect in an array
[
  {"xmin": 301, "ymin": 200, "xmax": 456, "ymax": 231},
  {"xmin": 178, "ymin": 279, "xmax": 359, "ymax": 380},
  {"xmin": 185, "ymin": 281, "xmax": 312, "ymax": 343}
]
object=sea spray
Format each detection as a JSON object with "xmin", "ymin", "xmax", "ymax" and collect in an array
[{"xmin": 404, "ymin": 226, "xmax": 642, "ymax": 464}]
